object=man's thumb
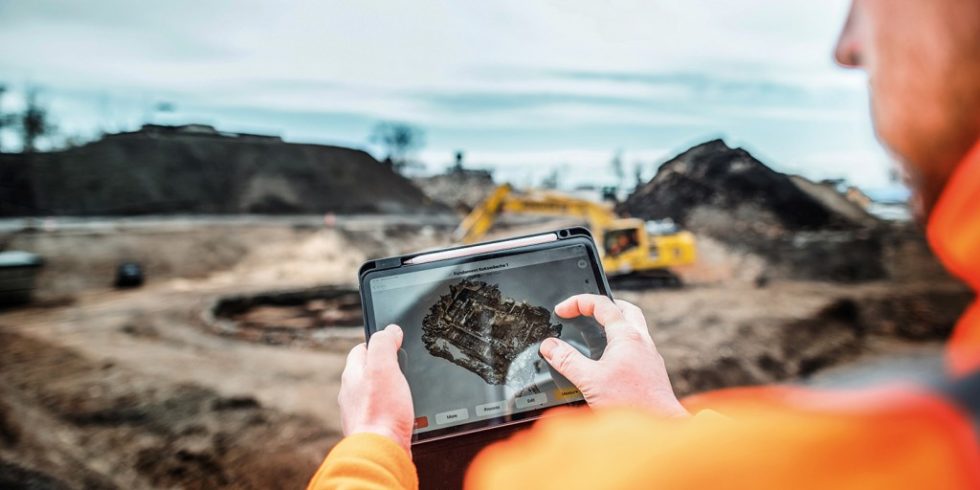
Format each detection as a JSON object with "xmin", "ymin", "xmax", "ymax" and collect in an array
[{"xmin": 540, "ymin": 337, "xmax": 592, "ymax": 387}]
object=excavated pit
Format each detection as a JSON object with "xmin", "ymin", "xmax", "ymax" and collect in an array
[{"xmin": 206, "ymin": 286, "xmax": 364, "ymax": 348}]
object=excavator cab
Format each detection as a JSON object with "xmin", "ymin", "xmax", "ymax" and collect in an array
[
  {"xmin": 598, "ymin": 218, "xmax": 694, "ymax": 288},
  {"xmin": 602, "ymin": 227, "xmax": 641, "ymax": 258}
]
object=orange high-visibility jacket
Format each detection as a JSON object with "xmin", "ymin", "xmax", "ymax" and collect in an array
[{"xmin": 308, "ymin": 142, "xmax": 980, "ymax": 490}]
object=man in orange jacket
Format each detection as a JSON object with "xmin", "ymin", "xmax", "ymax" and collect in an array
[{"xmin": 309, "ymin": 0, "xmax": 980, "ymax": 488}]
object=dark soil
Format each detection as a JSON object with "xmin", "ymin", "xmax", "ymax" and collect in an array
[
  {"xmin": 659, "ymin": 284, "xmax": 973, "ymax": 396},
  {"xmin": 618, "ymin": 139, "xmax": 870, "ymax": 231},
  {"xmin": 208, "ymin": 286, "xmax": 363, "ymax": 347},
  {"xmin": 0, "ymin": 329, "xmax": 339, "ymax": 489}
]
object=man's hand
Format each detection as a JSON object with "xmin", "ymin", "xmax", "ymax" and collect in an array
[
  {"xmin": 339, "ymin": 324, "xmax": 414, "ymax": 455},
  {"xmin": 540, "ymin": 294, "xmax": 689, "ymax": 417}
]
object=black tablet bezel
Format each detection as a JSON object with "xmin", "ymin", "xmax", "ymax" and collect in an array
[{"xmin": 358, "ymin": 227, "xmax": 612, "ymax": 445}]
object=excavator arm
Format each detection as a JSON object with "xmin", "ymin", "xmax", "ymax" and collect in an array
[
  {"xmin": 453, "ymin": 184, "xmax": 697, "ymax": 288},
  {"xmin": 453, "ymin": 185, "xmax": 618, "ymax": 244},
  {"xmin": 453, "ymin": 185, "xmax": 514, "ymax": 243}
]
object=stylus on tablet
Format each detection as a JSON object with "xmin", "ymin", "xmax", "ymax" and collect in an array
[{"xmin": 405, "ymin": 233, "xmax": 559, "ymax": 265}]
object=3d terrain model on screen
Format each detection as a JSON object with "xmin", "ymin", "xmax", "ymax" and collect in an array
[{"xmin": 421, "ymin": 279, "xmax": 563, "ymax": 385}]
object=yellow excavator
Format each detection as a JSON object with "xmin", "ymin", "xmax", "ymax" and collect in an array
[{"xmin": 454, "ymin": 184, "xmax": 697, "ymax": 288}]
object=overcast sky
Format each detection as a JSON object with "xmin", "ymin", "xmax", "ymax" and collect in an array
[{"xmin": 0, "ymin": 0, "xmax": 898, "ymax": 191}]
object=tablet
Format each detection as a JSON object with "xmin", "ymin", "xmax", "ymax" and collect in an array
[{"xmin": 359, "ymin": 227, "xmax": 610, "ymax": 444}]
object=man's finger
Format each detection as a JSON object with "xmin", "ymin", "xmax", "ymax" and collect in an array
[
  {"xmin": 615, "ymin": 299, "xmax": 652, "ymax": 332},
  {"xmin": 555, "ymin": 294, "xmax": 627, "ymax": 326},
  {"xmin": 555, "ymin": 294, "xmax": 641, "ymax": 343},
  {"xmin": 366, "ymin": 324, "xmax": 403, "ymax": 372},
  {"xmin": 347, "ymin": 343, "xmax": 367, "ymax": 365},
  {"xmin": 342, "ymin": 343, "xmax": 367, "ymax": 384},
  {"xmin": 614, "ymin": 299, "xmax": 644, "ymax": 324},
  {"xmin": 539, "ymin": 337, "xmax": 594, "ymax": 389}
]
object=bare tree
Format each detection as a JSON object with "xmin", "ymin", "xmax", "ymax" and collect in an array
[
  {"xmin": 610, "ymin": 149, "xmax": 625, "ymax": 189},
  {"xmin": 369, "ymin": 122, "xmax": 424, "ymax": 173},
  {"xmin": 540, "ymin": 166, "xmax": 561, "ymax": 189},
  {"xmin": 21, "ymin": 88, "xmax": 54, "ymax": 153},
  {"xmin": 452, "ymin": 150, "xmax": 465, "ymax": 172},
  {"xmin": 0, "ymin": 84, "xmax": 13, "ymax": 153},
  {"xmin": 633, "ymin": 161, "xmax": 645, "ymax": 190}
]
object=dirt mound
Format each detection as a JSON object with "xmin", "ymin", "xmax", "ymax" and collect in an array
[
  {"xmin": 618, "ymin": 140, "xmax": 900, "ymax": 282},
  {"xmin": 0, "ymin": 124, "xmax": 440, "ymax": 216},
  {"xmin": 618, "ymin": 139, "xmax": 878, "ymax": 232},
  {"xmin": 413, "ymin": 168, "xmax": 497, "ymax": 212}
]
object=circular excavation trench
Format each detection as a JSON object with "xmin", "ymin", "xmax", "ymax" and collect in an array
[{"xmin": 205, "ymin": 285, "xmax": 365, "ymax": 348}]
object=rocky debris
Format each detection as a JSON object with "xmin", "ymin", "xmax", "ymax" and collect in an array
[
  {"xmin": 421, "ymin": 280, "xmax": 562, "ymax": 385},
  {"xmin": 413, "ymin": 168, "xmax": 497, "ymax": 212},
  {"xmin": 0, "ymin": 124, "xmax": 442, "ymax": 217},
  {"xmin": 0, "ymin": 461, "xmax": 74, "ymax": 490}
]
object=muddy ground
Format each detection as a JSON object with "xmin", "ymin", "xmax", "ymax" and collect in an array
[{"xmin": 0, "ymin": 216, "xmax": 972, "ymax": 488}]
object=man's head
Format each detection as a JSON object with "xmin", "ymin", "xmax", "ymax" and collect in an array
[{"xmin": 835, "ymin": 0, "xmax": 980, "ymax": 217}]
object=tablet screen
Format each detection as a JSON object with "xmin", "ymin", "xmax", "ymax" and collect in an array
[{"xmin": 366, "ymin": 243, "xmax": 607, "ymax": 441}]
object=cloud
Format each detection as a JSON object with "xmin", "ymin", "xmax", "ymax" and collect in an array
[
  {"xmin": 0, "ymin": 0, "xmax": 892, "ymax": 188},
  {"xmin": 791, "ymin": 148, "xmax": 894, "ymax": 187}
]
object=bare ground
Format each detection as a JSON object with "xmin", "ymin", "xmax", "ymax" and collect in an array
[{"xmin": 0, "ymin": 217, "xmax": 972, "ymax": 488}]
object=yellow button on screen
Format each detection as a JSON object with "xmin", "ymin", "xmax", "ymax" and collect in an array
[{"xmin": 554, "ymin": 387, "xmax": 582, "ymax": 400}]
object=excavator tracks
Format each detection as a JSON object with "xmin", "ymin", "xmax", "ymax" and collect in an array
[{"xmin": 607, "ymin": 269, "xmax": 683, "ymax": 291}]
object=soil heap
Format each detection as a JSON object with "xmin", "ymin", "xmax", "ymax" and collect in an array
[
  {"xmin": 619, "ymin": 139, "xmax": 876, "ymax": 232},
  {"xmin": 619, "ymin": 139, "xmax": 893, "ymax": 282},
  {"xmin": 0, "ymin": 124, "xmax": 439, "ymax": 216},
  {"xmin": 413, "ymin": 168, "xmax": 497, "ymax": 213}
]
